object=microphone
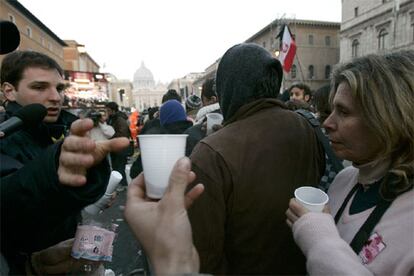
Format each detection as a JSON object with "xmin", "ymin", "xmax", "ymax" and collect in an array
[
  {"xmin": 0, "ymin": 104, "xmax": 47, "ymax": 137},
  {"xmin": 0, "ymin": 21, "xmax": 21, "ymax": 55}
]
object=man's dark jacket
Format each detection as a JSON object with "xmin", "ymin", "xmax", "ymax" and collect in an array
[
  {"xmin": 188, "ymin": 43, "xmax": 325, "ymax": 275},
  {"xmin": 0, "ymin": 102, "xmax": 110, "ymax": 274}
]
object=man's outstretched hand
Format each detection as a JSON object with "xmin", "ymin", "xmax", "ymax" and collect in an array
[{"xmin": 58, "ymin": 118, "xmax": 129, "ymax": 186}]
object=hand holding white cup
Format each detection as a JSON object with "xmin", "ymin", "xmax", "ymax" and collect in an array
[
  {"xmin": 138, "ymin": 134, "xmax": 188, "ymax": 199},
  {"xmin": 294, "ymin": 186, "xmax": 329, "ymax": 212}
]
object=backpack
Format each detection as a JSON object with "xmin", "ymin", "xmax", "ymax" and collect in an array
[{"xmin": 295, "ymin": 109, "xmax": 344, "ymax": 191}]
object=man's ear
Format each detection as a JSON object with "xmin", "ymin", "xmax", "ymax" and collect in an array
[
  {"xmin": 1, "ymin": 82, "xmax": 17, "ymax": 101},
  {"xmin": 304, "ymin": 94, "xmax": 310, "ymax": 102}
]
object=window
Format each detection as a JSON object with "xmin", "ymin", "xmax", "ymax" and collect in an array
[
  {"xmin": 325, "ymin": 36, "xmax": 331, "ymax": 46},
  {"xmin": 26, "ymin": 26, "xmax": 32, "ymax": 38},
  {"xmin": 8, "ymin": 14, "xmax": 15, "ymax": 23},
  {"xmin": 262, "ymin": 41, "xmax": 266, "ymax": 48},
  {"xmin": 354, "ymin": 7, "xmax": 359, "ymax": 17},
  {"xmin": 308, "ymin": 65, "xmax": 315, "ymax": 79},
  {"xmin": 325, "ymin": 65, "xmax": 331, "ymax": 79},
  {"xmin": 308, "ymin": 35, "xmax": 314, "ymax": 45},
  {"xmin": 378, "ymin": 28, "xmax": 388, "ymax": 50},
  {"xmin": 352, "ymin": 39, "xmax": 359, "ymax": 57},
  {"xmin": 40, "ymin": 37, "xmax": 45, "ymax": 46},
  {"xmin": 48, "ymin": 42, "xmax": 52, "ymax": 50},
  {"xmin": 291, "ymin": 65, "xmax": 297, "ymax": 79}
]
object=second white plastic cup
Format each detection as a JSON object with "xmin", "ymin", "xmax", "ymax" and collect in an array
[
  {"xmin": 138, "ymin": 134, "xmax": 188, "ymax": 199},
  {"xmin": 206, "ymin": 113, "xmax": 223, "ymax": 135},
  {"xmin": 294, "ymin": 186, "xmax": 329, "ymax": 212}
]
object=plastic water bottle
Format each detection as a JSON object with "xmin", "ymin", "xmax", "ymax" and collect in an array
[{"xmin": 68, "ymin": 221, "xmax": 118, "ymax": 275}]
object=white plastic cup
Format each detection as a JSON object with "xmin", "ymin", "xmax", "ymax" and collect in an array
[
  {"xmin": 294, "ymin": 186, "xmax": 329, "ymax": 212},
  {"xmin": 206, "ymin": 113, "xmax": 223, "ymax": 135},
  {"xmin": 138, "ymin": 134, "xmax": 188, "ymax": 199}
]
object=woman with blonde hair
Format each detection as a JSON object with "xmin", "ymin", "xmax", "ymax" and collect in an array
[{"xmin": 286, "ymin": 50, "xmax": 414, "ymax": 275}]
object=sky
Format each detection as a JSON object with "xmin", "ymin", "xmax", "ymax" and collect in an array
[{"xmin": 18, "ymin": 0, "xmax": 341, "ymax": 83}]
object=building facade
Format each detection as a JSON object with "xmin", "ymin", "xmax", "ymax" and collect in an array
[
  {"xmin": 0, "ymin": 0, "xmax": 66, "ymax": 66},
  {"xmin": 192, "ymin": 18, "xmax": 340, "ymax": 92},
  {"xmin": 109, "ymin": 79, "xmax": 134, "ymax": 108},
  {"xmin": 340, "ymin": 0, "xmax": 414, "ymax": 61},
  {"xmin": 132, "ymin": 62, "xmax": 167, "ymax": 111},
  {"xmin": 63, "ymin": 40, "xmax": 100, "ymax": 73},
  {"xmin": 246, "ymin": 19, "xmax": 341, "ymax": 91},
  {"xmin": 191, "ymin": 61, "xmax": 219, "ymax": 97},
  {"xmin": 168, "ymin": 72, "xmax": 204, "ymax": 100}
]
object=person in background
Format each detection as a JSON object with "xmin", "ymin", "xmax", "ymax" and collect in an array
[
  {"xmin": 130, "ymin": 100, "xmax": 192, "ymax": 178},
  {"xmin": 289, "ymin": 82, "xmax": 312, "ymax": 104},
  {"xmin": 129, "ymin": 108, "xmax": 139, "ymax": 145},
  {"xmin": 147, "ymin": 106, "xmax": 159, "ymax": 121},
  {"xmin": 188, "ymin": 43, "xmax": 325, "ymax": 274},
  {"xmin": 184, "ymin": 78, "xmax": 221, "ymax": 156},
  {"xmin": 162, "ymin": 89, "xmax": 182, "ymax": 104},
  {"xmin": 277, "ymin": 88, "xmax": 290, "ymax": 102},
  {"xmin": 105, "ymin": 101, "xmax": 131, "ymax": 190},
  {"xmin": 0, "ymin": 51, "xmax": 129, "ymax": 274},
  {"xmin": 159, "ymin": 99, "xmax": 193, "ymax": 134},
  {"xmin": 286, "ymin": 50, "xmax": 414, "ymax": 275},
  {"xmin": 194, "ymin": 78, "xmax": 220, "ymax": 124},
  {"xmin": 185, "ymin": 94, "xmax": 202, "ymax": 122},
  {"xmin": 140, "ymin": 89, "xmax": 181, "ymax": 135},
  {"xmin": 310, "ymin": 84, "xmax": 345, "ymax": 190},
  {"xmin": 312, "ymin": 84, "xmax": 331, "ymax": 125},
  {"xmin": 86, "ymin": 109, "xmax": 115, "ymax": 142}
]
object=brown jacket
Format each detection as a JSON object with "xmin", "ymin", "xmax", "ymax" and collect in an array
[{"xmin": 189, "ymin": 98, "xmax": 325, "ymax": 275}]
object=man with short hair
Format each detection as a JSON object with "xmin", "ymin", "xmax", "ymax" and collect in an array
[
  {"xmin": 289, "ymin": 82, "xmax": 312, "ymax": 103},
  {"xmin": 188, "ymin": 43, "xmax": 325, "ymax": 274},
  {"xmin": 0, "ymin": 51, "xmax": 129, "ymax": 274}
]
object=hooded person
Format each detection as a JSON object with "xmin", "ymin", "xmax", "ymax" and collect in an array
[{"xmin": 187, "ymin": 43, "xmax": 325, "ymax": 274}]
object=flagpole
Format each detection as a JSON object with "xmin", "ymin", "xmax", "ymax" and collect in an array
[
  {"xmin": 295, "ymin": 53, "xmax": 306, "ymax": 82},
  {"xmin": 292, "ymin": 17, "xmax": 305, "ymax": 82}
]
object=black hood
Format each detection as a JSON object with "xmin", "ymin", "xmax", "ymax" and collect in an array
[{"xmin": 216, "ymin": 43, "xmax": 283, "ymax": 121}]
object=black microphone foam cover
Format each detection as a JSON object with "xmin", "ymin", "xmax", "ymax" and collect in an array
[
  {"xmin": 0, "ymin": 20, "xmax": 21, "ymax": 55},
  {"xmin": 14, "ymin": 104, "xmax": 47, "ymax": 126}
]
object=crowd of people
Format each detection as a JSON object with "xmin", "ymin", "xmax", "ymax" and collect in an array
[{"xmin": 0, "ymin": 21, "xmax": 413, "ymax": 276}]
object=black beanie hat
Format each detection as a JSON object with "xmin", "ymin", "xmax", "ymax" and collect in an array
[{"xmin": 216, "ymin": 43, "xmax": 283, "ymax": 121}]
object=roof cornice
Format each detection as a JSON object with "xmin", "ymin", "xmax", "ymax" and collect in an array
[{"xmin": 6, "ymin": 0, "xmax": 67, "ymax": 46}]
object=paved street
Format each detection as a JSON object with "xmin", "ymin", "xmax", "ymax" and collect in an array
[{"xmin": 83, "ymin": 186, "xmax": 150, "ymax": 276}]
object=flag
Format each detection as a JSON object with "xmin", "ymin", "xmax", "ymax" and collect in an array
[{"xmin": 278, "ymin": 25, "xmax": 296, "ymax": 73}]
